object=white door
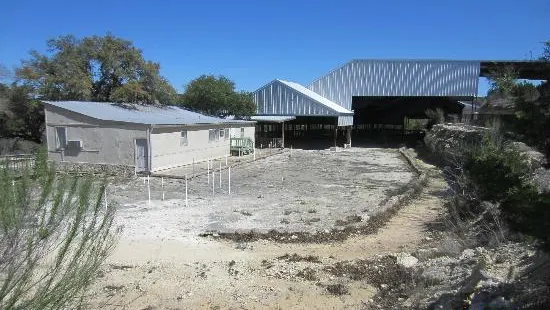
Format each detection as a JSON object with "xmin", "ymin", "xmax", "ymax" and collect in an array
[{"xmin": 135, "ymin": 139, "xmax": 148, "ymax": 172}]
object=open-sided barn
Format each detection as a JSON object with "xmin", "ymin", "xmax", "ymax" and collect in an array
[{"xmin": 252, "ymin": 59, "xmax": 547, "ymax": 147}]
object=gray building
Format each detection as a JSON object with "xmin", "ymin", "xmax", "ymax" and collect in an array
[{"xmin": 43, "ymin": 101, "xmax": 255, "ymax": 174}]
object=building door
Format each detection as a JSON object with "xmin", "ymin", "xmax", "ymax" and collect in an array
[{"xmin": 135, "ymin": 139, "xmax": 149, "ymax": 172}]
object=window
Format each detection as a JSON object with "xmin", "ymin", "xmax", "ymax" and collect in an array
[
  {"xmin": 55, "ymin": 127, "xmax": 67, "ymax": 149},
  {"xmin": 224, "ymin": 128, "xmax": 229, "ymax": 140},
  {"xmin": 180, "ymin": 130, "xmax": 188, "ymax": 146},
  {"xmin": 240, "ymin": 127, "xmax": 245, "ymax": 138},
  {"xmin": 219, "ymin": 128, "xmax": 225, "ymax": 139},
  {"xmin": 209, "ymin": 129, "xmax": 220, "ymax": 142}
]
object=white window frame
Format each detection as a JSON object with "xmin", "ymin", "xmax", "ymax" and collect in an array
[
  {"xmin": 180, "ymin": 130, "xmax": 188, "ymax": 146},
  {"xmin": 224, "ymin": 128, "xmax": 229, "ymax": 140},
  {"xmin": 240, "ymin": 127, "xmax": 245, "ymax": 138},
  {"xmin": 219, "ymin": 128, "xmax": 225, "ymax": 140},
  {"xmin": 55, "ymin": 126, "xmax": 67, "ymax": 150}
]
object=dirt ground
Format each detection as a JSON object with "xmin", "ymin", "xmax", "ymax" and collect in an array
[{"xmin": 85, "ymin": 148, "xmax": 446, "ymax": 309}]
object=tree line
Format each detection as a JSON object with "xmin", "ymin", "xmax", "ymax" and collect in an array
[{"xmin": 0, "ymin": 34, "xmax": 256, "ymax": 144}]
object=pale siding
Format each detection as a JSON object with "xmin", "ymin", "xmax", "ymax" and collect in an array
[
  {"xmin": 45, "ymin": 107, "xmax": 146, "ymax": 166},
  {"xmin": 150, "ymin": 124, "xmax": 255, "ymax": 172}
]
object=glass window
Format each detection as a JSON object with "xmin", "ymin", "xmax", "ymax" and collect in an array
[
  {"xmin": 209, "ymin": 129, "xmax": 215, "ymax": 142},
  {"xmin": 55, "ymin": 127, "xmax": 67, "ymax": 149},
  {"xmin": 224, "ymin": 128, "xmax": 229, "ymax": 140},
  {"xmin": 180, "ymin": 130, "xmax": 188, "ymax": 146},
  {"xmin": 219, "ymin": 128, "xmax": 224, "ymax": 139}
]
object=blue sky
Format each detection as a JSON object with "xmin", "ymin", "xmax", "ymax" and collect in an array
[{"xmin": 0, "ymin": 0, "xmax": 548, "ymax": 96}]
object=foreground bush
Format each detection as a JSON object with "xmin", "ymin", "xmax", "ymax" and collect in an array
[
  {"xmin": 463, "ymin": 131, "xmax": 550, "ymax": 252},
  {"xmin": 0, "ymin": 152, "xmax": 117, "ymax": 309}
]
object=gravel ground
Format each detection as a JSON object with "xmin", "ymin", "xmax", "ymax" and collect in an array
[{"xmin": 109, "ymin": 148, "xmax": 414, "ymax": 240}]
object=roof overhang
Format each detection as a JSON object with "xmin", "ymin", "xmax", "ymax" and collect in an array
[
  {"xmin": 250, "ymin": 115, "xmax": 296, "ymax": 123},
  {"xmin": 480, "ymin": 60, "xmax": 550, "ymax": 80}
]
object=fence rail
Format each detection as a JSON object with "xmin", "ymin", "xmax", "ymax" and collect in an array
[
  {"xmin": 256, "ymin": 138, "xmax": 283, "ymax": 148},
  {"xmin": 0, "ymin": 154, "xmax": 36, "ymax": 172}
]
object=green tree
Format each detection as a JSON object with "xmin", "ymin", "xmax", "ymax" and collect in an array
[
  {"xmin": 0, "ymin": 83, "xmax": 44, "ymax": 143},
  {"xmin": 0, "ymin": 152, "xmax": 118, "ymax": 309},
  {"xmin": 16, "ymin": 34, "xmax": 176, "ymax": 104},
  {"xmin": 180, "ymin": 75, "xmax": 256, "ymax": 118}
]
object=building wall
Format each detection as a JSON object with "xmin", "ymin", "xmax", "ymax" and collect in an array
[
  {"xmin": 150, "ymin": 124, "xmax": 255, "ymax": 171},
  {"xmin": 308, "ymin": 60, "xmax": 481, "ymax": 110},
  {"xmin": 45, "ymin": 107, "xmax": 146, "ymax": 167}
]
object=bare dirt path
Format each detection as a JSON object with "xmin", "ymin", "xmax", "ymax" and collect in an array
[{"xmin": 86, "ymin": 153, "xmax": 448, "ymax": 310}]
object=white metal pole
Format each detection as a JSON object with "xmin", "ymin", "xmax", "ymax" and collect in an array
[
  {"xmin": 228, "ymin": 166, "xmax": 231, "ymax": 195},
  {"xmin": 147, "ymin": 175, "xmax": 151, "ymax": 206},
  {"xmin": 253, "ymin": 147, "xmax": 256, "ymax": 160},
  {"xmin": 161, "ymin": 177, "xmax": 165, "ymax": 201},
  {"xmin": 225, "ymin": 155, "xmax": 228, "ymax": 166},
  {"xmin": 212, "ymin": 167, "xmax": 215, "ymax": 195},
  {"xmin": 185, "ymin": 174, "xmax": 188, "ymax": 207},
  {"xmin": 207, "ymin": 160, "xmax": 210, "ymax": 184},
  {"xmin": 219, "ymin": 161, "xmax": 222, "ymax": 188}
]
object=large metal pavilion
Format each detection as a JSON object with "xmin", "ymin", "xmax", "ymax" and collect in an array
[{"xmin": 252, "ymin": 59, "xmax": 549, "ymax": 147}]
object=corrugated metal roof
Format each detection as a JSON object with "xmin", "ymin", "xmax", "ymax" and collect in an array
[
  {"xmin": 277, "ymin": 80, "xmax": 353, "ymax": 114},
  {"xmin": 43, "ymin": 101, "xmax": 253, "ymax": 125},
  {"xmin": 307, "ymin": 59, "xmax": 480, "ymax": 110},
  {"xmin": 252, "ymin": 80, "xmax": 353, "ymax": 117},
  {"xmin": 250, "ymin": 115, "xmax": 296, "ymax": 122}
]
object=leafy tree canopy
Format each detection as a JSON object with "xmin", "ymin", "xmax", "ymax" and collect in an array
[
  {"xmin": 16, "ymin": 34, "xmax": 177, "ymax": 104},
  {"xmin": 180, "ymin": 75, "xmax": 255, "ymax": 118},
  {"xmin": 0, "ymin": 83, "xmax": 43, "ymax": 143}
]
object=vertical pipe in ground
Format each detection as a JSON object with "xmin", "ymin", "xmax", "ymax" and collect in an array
[
  {"xmin": 147, "ymin": 175, "xmax": 151, "ymax": 206},
  {"xmin": 161, "ymin": 177, "xmax": 164, "ymax": 201}
]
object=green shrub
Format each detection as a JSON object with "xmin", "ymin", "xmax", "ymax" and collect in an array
[
  {"xmin": 501, "ymin": 185, "xmax": 550, "ymax": 252},
  {"xmin": 0, "ymin": 150, "xmax": 117, "ymax": 309},
  {"xmin": 463, "ymin": 131, "xmax": 550, "ymax": 252},
  {"xmin": 463, "ymin": 136, "xmax": 529, "ymax": 202}
]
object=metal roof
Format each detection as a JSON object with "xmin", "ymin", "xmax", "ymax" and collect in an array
[
  {"xmin": 250, "ymin": 115, "xmax": 296, "ymax": 123},
  {"xmin": 307, "ymin": 59, "xmax": 480, "ymax": 110},
  {"xmin": 277, "ymin": 80, "xmax": 353, "ymax": 114},
  {"xmin": 252, "ymin": 80, "xmax": 353, "ymax": 117},
  {"xmin": 42, "ymin": 101, "xmax": 253, "ymax": 125}
]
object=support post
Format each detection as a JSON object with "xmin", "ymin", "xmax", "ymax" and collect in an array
[
  {"xmin": 334, "ymin": 126, "xmax": 338, "ymax": 148},
  {"xmin": 207, "ymin": 160, "xmax": 210, "ymax": 184},
  {"xmin": 228, "ymin": 166, "xmax": 231, "ymax": 195},
  {"xmin": 281, "ymin": 122, "xmax": 285, "ymax": 148},
  {"xmin": 346, "ymin": 126, "xmax": 352, "ymax": 147},
  {"xmin": 219, "ymin": 161, "xmax": 222, "ymax": 188},
  {"xmin": 161, "ymin": 177, "xmax": 164, "ymax": 201},
  {"xmin": 185, "ymin": 174, "xmax": 188, "ymax": 207}
]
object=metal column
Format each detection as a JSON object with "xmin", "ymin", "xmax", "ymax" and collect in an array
[{"xmin": 281, "ymin": 122, "xmax": 285, "ymax": 148}]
